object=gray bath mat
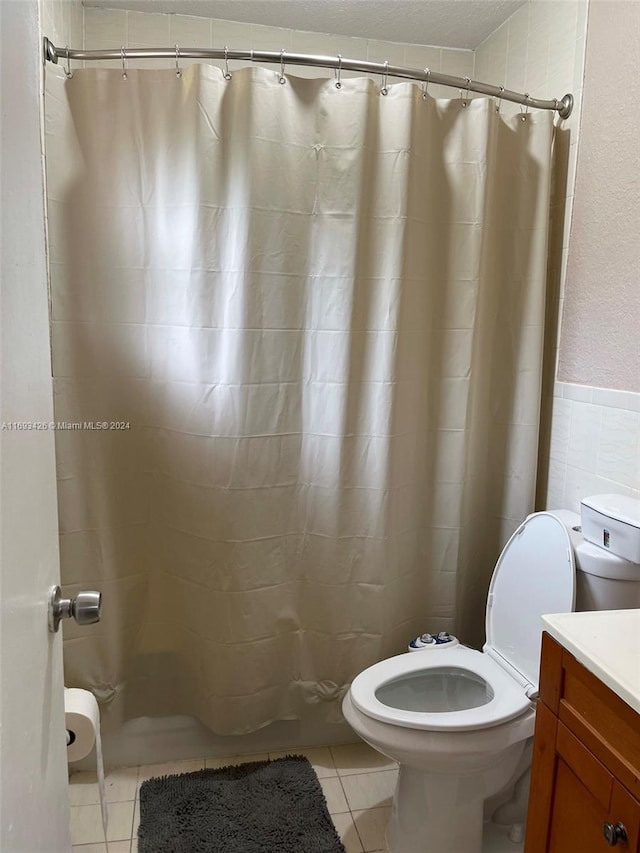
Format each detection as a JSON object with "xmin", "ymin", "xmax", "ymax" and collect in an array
[{"xmin": 138, "ymin": 755, "xmax": 346, "ymax": 853}]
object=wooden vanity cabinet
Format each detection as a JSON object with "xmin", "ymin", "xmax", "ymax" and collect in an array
[{"xmin": 525, "ymin": 632, "xmax": 640, "ymax": 852}]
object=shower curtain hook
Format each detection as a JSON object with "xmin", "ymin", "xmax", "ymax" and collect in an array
[
  {"xmin": 334, "ymin": 54, "xmax": 342, "ymax": 89},
  {"xmin": 278, "ymin": 49, "xmax": 286, "ymax": 84},
  {"xmin": 461, "ymin": 76, "xmax": 471, "ymax": 108},
  {"xmin": 380, "ymin": 60, "xmax": 389, "ymax": 96},
  {"xmin": 495, "ymin": 85, "xmax": 505, "ymax": 113},
  {"xmin": 520, "ymin": 93, "xmax": 531, "ymax": 121},
  {"xmin": 421, "ymin": 67, "xmax": 430, "ymax": 99},
  {"xmin": 223, "ymin": 46, "xmax": 232, "ymax": 81},
  {"xmin": 121, "ymin": 46, "xmax": 128, "ymax": 81},
  {"xmin": 175, "ymin": 45, "xmax": 182, "ymax": 79},
  {"xmin": 64, "ymin": 46, "xmax": 73, "ymax": 79}
]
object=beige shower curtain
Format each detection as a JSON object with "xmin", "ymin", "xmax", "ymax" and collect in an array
[{"xmin": 45, "ymin": 64, "xmax": 553, "ymax": 734}]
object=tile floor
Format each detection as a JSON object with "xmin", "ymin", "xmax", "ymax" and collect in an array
[
  {"xmin": 69, "ymin": 742, "xmax": 397, "ymax": 853},
  {"xmin": 69, "ymin": 741, "xmax": 524, "ymax": 853}
]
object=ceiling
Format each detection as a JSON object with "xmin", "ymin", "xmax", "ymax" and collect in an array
[{"xmin": 83, "ymin": 0, "xmax": 527, "ymax": 50}]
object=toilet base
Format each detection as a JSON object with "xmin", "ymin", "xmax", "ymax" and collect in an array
[
  {"xmin": 385, "ymin": 749, "xmax": 525, "ymax": 853},
  {"xmin": 387, "ymin": 765, "xmax": 483, "ymax": 853}
]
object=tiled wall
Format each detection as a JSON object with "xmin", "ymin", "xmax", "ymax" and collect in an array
[
  {"xmin": 542, "ymin": 383, "xmax": 640, "ymax": 513},
  {"xmin": 40, "ymin": 0, "xmax": 83, "ymax": 52},
  {"xmin": 81, "ymin": 7, "xmax": 473, "ymax": 87}
]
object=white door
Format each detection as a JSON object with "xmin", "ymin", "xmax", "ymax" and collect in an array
[{"xmin": 0, "ymin": 2, "xmax": 71, "ymax": 851}]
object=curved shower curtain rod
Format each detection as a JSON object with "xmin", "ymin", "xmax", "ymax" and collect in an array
[{"xmin": 43, "ymin": 37, "xmax": 573, "ymax": 119}]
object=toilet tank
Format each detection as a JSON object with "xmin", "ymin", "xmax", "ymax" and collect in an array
[
  {"xmin": 577, "ymin": 495, "xmax": 640, "ymax": 611},
  {"xmin": 548, "ymin": 507, "xmax": 640, "ymax": 612}
]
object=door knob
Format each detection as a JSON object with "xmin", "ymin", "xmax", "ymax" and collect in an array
[
  {"xmin": 48, "ymin": 585, "xmax": 102, "ymax": 632},
  {"xmin": 603, "ymin": 822, "xmax": 628, "ymax": 846}
]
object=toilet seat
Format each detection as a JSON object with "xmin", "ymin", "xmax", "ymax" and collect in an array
[
  {"xmin": 349, "ymin": 646, "xmax": 533, "ymax": 731},
  {"xmin": 349, "ymin": 512, "xmax": 577, "ymax": 734}
]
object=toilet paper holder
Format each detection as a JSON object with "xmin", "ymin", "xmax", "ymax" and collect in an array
[{"xmin": 48, "ymin": 585, "xmax": 102, "ymax": 632}]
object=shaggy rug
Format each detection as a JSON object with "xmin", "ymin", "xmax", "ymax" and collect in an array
[{"xmin": 138, "ymin": 755, "xmax": 346, "ymax": 853}]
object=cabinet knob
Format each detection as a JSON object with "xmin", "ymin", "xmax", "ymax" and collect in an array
[{"xmin": 603, "ymin": 822, "xmax": 628, "ymax": 847}]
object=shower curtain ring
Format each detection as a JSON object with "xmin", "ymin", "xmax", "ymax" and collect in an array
[
  {"xmin": 461, "ymin": 76, "xmax": 471, "ymax": 107},
  {"xmin": 223, "ymin": 46, "xmax": 232, "ymax": 81},
  {"xmin": 279, "ymin": 49, "xmax": 286, "ymax": 84},
  {"xmin": 520, "ymin": 93, "xmax": 531, "ymax": 121},
  {"xmin": 421, "ymin": 67, "xmax": 430, "ymax": 99},
  {"xmin": 335, "ymin": 54, "xmax": 342, "ymax": 89},
  {"xmin": 64, "ymin": 46, "xmax": 73, "ymax": 79},
  {"xmin": 495, "ymin": 85, "xmax": 505, "ymax": 113},
  {"xmin": 121, "ymin": 46, "xmax": 128, "ymax": 81},
  {"xmin": 380, "ymin": 60, "xmax": 389, "ymax": 96},
  {"xmin": 175, "ymin": 45, "xmax": 182, "ymax": 78}
]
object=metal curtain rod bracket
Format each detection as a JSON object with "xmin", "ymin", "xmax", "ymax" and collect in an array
[{"xmin": 43, "ymin": 37, "xmax": 574, "ymax": 119}]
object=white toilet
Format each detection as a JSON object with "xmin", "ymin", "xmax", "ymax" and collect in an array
[{"xmin": 342, "ymin": 502, "xmax": 640, "ymax": 853}]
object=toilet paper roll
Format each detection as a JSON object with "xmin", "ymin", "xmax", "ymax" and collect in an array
[
  {"xmin": 65, "ymin": 688, "xmax": 98, "ymax": 762},
  {"xmin": 65, "ymin": 688, "xmax": 109, "ymax": 850}
]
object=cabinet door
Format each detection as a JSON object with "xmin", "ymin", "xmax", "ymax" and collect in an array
[
  {"xmin": 547, "ymin": 721, "xmax": 640, "ymax": 852},
  {"xmin": 549, "ymin": 758, "xmax": 612, "ymax": 852},
  {"xmin": 549, "ymin": 760, "xmax": 640, "ymax": 852}
]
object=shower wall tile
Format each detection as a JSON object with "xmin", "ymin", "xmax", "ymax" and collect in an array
[
  {"xmin": 169, "ymin": 14, "xmax": 212, "ymax": 69},
  {"xmin": 210, "ymin": 17, "xmax": 246, "ymax": 49},
  {"xmin": 127, "ymin": 11, "xmax": 170, "ymax": 47},
  {"xmin": 249, "ymin": 23, "xmax": 294, "ymax": 51},
  {"xmin": 83, "ymin": 8, "xmax": 127, "ymax": 50},
  {"xmin": 366, "ymin": 38, "xmax": 406, "ymax": 67},
  {"xmin": 404, "ymin": 44, "xmax": 442, "ymax": 72},
  {"xmin": 440, "ymin": 48, "xmax": 473, "ymax": 79},
  {"xmin": 41, "ymin": 0, "xmax": 83, "ymax": 56},
  {"xmin": 82, "ymin": 7, "xmax": 471, "ymax": 88}
]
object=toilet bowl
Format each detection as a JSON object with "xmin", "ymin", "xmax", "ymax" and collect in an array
[{"xmin": 342, "ymin": 511, "xmax": 581, "ymax": 853}]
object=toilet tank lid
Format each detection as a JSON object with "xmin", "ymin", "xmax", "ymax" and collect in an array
[
  {"xmin": 485, "ymin": 512, "xmax": 576, "ymax": 690},
  {"xmin": 581, "ymin": 494, "xmax": 640, "ymax": 530}
]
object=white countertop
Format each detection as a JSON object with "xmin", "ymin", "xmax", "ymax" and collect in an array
[{"xmin": 542, "ymin": 610, "xmax": 640, "ymax": 715}]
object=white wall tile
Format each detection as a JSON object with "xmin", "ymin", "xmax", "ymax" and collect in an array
[
  {"xmin": 127, "ymin": 11, "xmax": 170, "ymax": 47},
  {"xmin": 83, "ymin": 8, "xmax": 126, "ymax": 50},
  {"xmin": 405, "ymin": 44, "xmax": 441, "ymax": 72},
  {"xmin": 563, "ymin": 382, "xmax": 592, "ymax": 403},
  {"xmin": 169, "ymin": 14, "xmax": 212, "ymax": 49},
  {"xmin": 250, "ymin": 22, "xmax": 293, "ymax": 51},
  {"xmin": 549, "ymin": 397, "xmax": 572, "ymax": 463},
  {"xmin": 542, "ymin": 383, "xmax": 640, "ymax": 510},
  {"xmin": 210, "ymin": 17, "xmax": 246, "ymax": 49},
  {"xmin": 366, "ymin": 38, "xmax": 406, "ymax": 67},
  {"xmin": 598, "ymin": 409, "xmax": 640, "ymax": 488},
  {"xmin": 567, "ymin": 400, "xmax": 602, "ymax": 469},
  {"xmin": 441, "ymin": 49, "xmax": 473, "ymax": 80}
]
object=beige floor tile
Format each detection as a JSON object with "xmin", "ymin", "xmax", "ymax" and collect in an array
[
  {"xmin": 269, "ymin": 746, "xmax": 337, "ymax": 778},
  {"xmin": 331, "ymin": 742, "xmax": 397, "ymax": 776},
  {"xmin": 70, "ymin": 801, "xmax": 135, "ymax": 845},
  {"xmin": 132, "ymin": 798, "xmax": 139, "ymax": 839},
  {"xmin": 352, "ymin": 806, "xmax": 391, "ymax": 851},
  {"xmin": 319, "ymin": 775, "xmax": 349, "ymax": 814},
  {"xmin": 331, "ymin": 811, "xmax": 365, "ymax": 853},
  {"xmin": 204, "ymin": 752, "xmax": 268, "ymax": 769},
  {"xmin": 341, "ymin": 770, "xmax": 398, "ymax": 811},
  {"xmin": 72, "ymin": 843, "xmax": 131, "ymax": 852},
  {"xmin": 69, "ymin": 767, "xmax": 138, "ymax": 805},
  {"xmin": 130, "ymin": 836, "xmax": 137, "ymax": 853},
  {"xmin": 137, "ymin": 758, "xmax": 204, "ymax": 783}
]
